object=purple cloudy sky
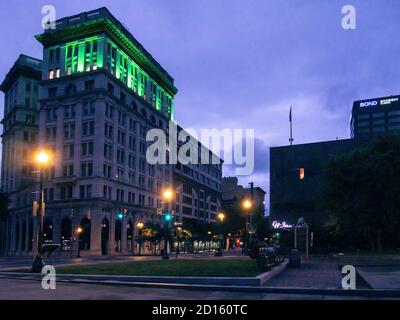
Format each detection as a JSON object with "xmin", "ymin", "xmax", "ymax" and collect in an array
[{"xmin": 1, "ymin": 0, "xmax": 400, "ymax": 210}]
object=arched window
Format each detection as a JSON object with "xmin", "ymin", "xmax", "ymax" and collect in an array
[
  {"xmin": 141, "ymin": 108, "xmax": 147, "ymax": 119},
  {"xmin": 65, "ymin": 84, "xmax": 77, "ymax": 95},
  {"xmin": 131, "ymin": 101, "xmax": 138, "ymax": 112}
]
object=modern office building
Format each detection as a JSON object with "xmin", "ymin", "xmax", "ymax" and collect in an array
[
  {"xmin": 0, "ymin": 7, "xmax": 222, "ymax": 257},
  {"xmin": 351, "ymin": 95, "xmax": 400, "ymax": 139},
  {"xmin": 269, "ymin": 139, "xmax": 366, "ymax": 233},
  {"xmin": 221, "ymin": 177, "xmax": 265, "ymax": 211}
]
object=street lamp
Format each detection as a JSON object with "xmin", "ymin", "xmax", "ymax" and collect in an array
[
  {"xmin": 76, "ymin": 227, "xmax": 83, "ymax": 258},
  {"xmin": 136, "ymin": 221, "xmax": 144, "ymax": 255},
  {"xmin": 216, "ymin": 212, "xmax": 226, "ymax": 256},
  {"xmin": 162, "ymin": 189, "xmax": 173, "ymax": 260},
  {"xmin": 31, "ymin": 149, "xmax": 50, "ymax": 273},
  {"xmin": 242, "ymin": 199, "xmax": 253, "ymax": 255}
]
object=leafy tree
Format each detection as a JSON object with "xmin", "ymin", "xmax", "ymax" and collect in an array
[{"xmin": 320, "ymin": 134, "xmax": 400, "ymax": 251}]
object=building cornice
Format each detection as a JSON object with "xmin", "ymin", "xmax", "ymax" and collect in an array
[{"xmin": 35, "ymin": 16, "xmax": 178, "ymax": 96}]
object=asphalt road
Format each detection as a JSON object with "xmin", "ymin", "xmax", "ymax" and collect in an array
[{"xmin": 0, "ymin": 278, "xmax": 392, "ymax": 300}]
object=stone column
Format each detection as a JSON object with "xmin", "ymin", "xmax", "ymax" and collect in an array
[
  {"xmin": 90, "ymin": 208, "xmax": 102, "ymax": 256},
  {"xmin": 108, "ymin": 212, "xmax": 116, "ymax": 256}
]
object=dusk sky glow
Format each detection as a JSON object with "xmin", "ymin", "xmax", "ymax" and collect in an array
[{"xmin": 1, "ymin": 0, "xmax": 399, "ymax": 209}]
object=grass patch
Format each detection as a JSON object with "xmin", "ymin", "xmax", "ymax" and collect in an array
[{"xmin": 54, "ymin": 258, "xmax": 260, "ymax": 277}]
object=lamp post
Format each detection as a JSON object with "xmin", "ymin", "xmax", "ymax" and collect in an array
[
  {"xmin": 76, "ymin": 227, "xmax": 83, "ymax": 258},
  {"xmin": 31, "ymin": 150, "xmax": 50, "ymax": 273},
  {"xmin": 162, "ymin": 189, "xmax": 173, "ymax": 260},
  {"xmin": 216, "ymin": 212, "xmax": 225, "ymax": 256},
  {"xmin": 136, "ymin": 221, "xmax": 144, "ymax": 255},
  {"xmin": 242, "ymin": 199, "xmax": 253, "ymax": 255}
]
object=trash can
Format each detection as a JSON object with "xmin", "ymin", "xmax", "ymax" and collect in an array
[{"xmin": 289, "ymin": 249, "xmax": 301, "ymax": 267}]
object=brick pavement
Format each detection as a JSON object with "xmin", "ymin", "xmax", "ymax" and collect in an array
[{"xmin": 265, "ymin": 256, "xmax": 342, "ymax": 289}]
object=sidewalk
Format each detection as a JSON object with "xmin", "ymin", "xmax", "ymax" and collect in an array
[{"xmin": 264, "ymin": 257, "xmax": 342, "ymax": 289}]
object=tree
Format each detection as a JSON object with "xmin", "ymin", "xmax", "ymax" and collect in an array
[
  {"xmin": 0, "ymin": 192, "xmax": 9, "ymax": 221},
  {"xmin": 320, "ymin": 134, "xmax": 400, "ymax": 251}
]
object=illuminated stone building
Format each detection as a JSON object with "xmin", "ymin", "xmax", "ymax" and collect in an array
[{"xmin": 0, "ymin": 7, "xmax": 222, "ymax": 257}]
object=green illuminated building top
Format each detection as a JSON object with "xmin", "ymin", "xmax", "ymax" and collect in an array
[{"xmin": 36, "ymin": 7, "xmax": 177, "ymax": 120}]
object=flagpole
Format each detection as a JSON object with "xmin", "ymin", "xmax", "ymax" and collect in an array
[{"xmin": 289, "ymin": 106, "xmax": 294, "ymax": 146}]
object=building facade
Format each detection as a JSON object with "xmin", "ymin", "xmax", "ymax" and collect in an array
[
  {"xmin": 351, "ymin": 95, "xmax": 400, "ymax": 139},
  {"xmin": 269, "ymin": 139, "xmax": 365, "ymax": 233},
  {"xmin": 0, "ymin": 7, "xmax": 222, "ymax": 257},
  {"xmin": 173, "ymin": 126, "xmax": 223, "ymax": 227},
  {"xmin": 221, "ymin": 177, "xmax": 265, "ymax": 210}
]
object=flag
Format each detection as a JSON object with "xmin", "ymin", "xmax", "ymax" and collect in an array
[{"xmin": 289, "ymin": 106, "xmax": 292, "ymax": 122}]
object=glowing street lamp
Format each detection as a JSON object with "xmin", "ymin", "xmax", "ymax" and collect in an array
[
  {"xmin": 242, "ymin": 199, "xmax": 252, "ymax": 210},
  {"xmin": 162, "ymin": 189, "xmax": 173, "ymax": 260},
  {"xmin": 217, "ymin": 212, "xmax": 226, "ymax": 223},
  {"xmin": 76, "ymin": 227, "xmax": 83, "ymax": 258},
  {"xmin": 31, "ymin": 149, "xmax": 51, "ymax": 273},
  {"xmin": 163, "ymin": 189, "xmax": 173, "ymax": 201}
]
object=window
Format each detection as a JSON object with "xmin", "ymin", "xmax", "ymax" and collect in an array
[
  {"xmin": 79, "ymin": 185, "xmax": 92, "ymax": 199},
  {"xmin": 118, "ymin": 111, "xmax": 126, "ymax": 126},
  {"xmin": 103, "ymin": 164, "xmax": 112, "ymax": 178},
  {"xmin": 104, "ymin": 144, "xmax": 113, "ymax": 160},
  {"xmin": 117, "ymin": 149, "xmax": 125, "ymax": 165},
  {"xmin": 61, "ymin": 185, "xmax": 73, "ymax": 200},
  {"xmin": 116, "ymin": 168, "xmax": 124, "ymax": 181},
  {"xmin": 105, "ymin": 122, "xmax": 113, "ymax": 139},
  {"xmin": 82, "ymin": 120, "xmax": 94, "ymax": 136},
  {"xmin": 65, "ymin": 84, "xmax": 77, "ymax": 95},
  {"xmin": 81, "ymin": 141, "xmax": 94, "ymax": 157},
  {"xmin": 82, "ymin": 101, "xmax": 95, "ymax": 116},
  {"xmin": 117, "ymin": 130, "xmax": 125, "ymax": 145},
  {"xmin": 120, "ymin": 92, "xmax": 126, "ymax": 103},
  {"xmin": 84, "ymin": 80, "xmax": 94, "ymax": 91},
  {"xmin": 299, "ymin": 168, "xmax": 305, "ymax": 180},
  {"xmin": 64, "ymin": 104, "xmax": 76, "ymax": 119},
  {"xmin": 64, "ymin": 123, "xmax": 75, "ymax": 139},
  {"xmin": 139, "ymin": 158, "xmax": 146, "ymax": 173},
  {"xmin": 128, "ymin": 154, "xmax": 136, "ymax": 169},
  {"xmin": 49, "ymin": 69, "xmax": 54, "ymax": 79},
  {"xmin": 107, "ymin": 83, "xmax": 114, "ymax": 95},
  {"xmin": 129, "ymin": 136, "xmax": 136, "ymax": 150},
  {"xmin": 105, "ymin": 103, "xmax": 113, "ymax": 118},
  {"xmin": 62, "ymin": 164, "xmax": 74, "ymax": 177},
  {"xmin": 26, "ymin": 115, "xmax": 35, "ymax": 124},
  {"xmin": 48, "ymin": 87, "xmax": 57, "ymax": 97},
  {"xmin": 63, "ymin": 144, "xmax": 74, "ymax": 160},
  {"xmin": 81, "ymin": 162, "xmax": 93, "ymax": 177},
  {"xmin": 45, "ymin": 127, "xmax": 57, "ymax": 141}
]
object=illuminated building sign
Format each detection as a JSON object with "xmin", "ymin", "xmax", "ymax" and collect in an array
[
  {"xmin": 359, "ymin": 97, "xmax": 399, "ymax": 108},
  {"xmin": 272, "ymin": 221, "xmax": 293, "ymax": 229}
]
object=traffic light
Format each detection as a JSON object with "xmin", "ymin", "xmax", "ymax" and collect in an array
[
  {"xmin": 164, "ymin": 212, "xmax": 172, "ymax": 222},
  {"xmin": 116, "ymin": 212, "xmax": 124, "ymax": 220}
]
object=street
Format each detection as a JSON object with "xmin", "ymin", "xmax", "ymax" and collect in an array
[{"xmin": 0, "ymin": 278, "xmax": 391, "ymax": 300}]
